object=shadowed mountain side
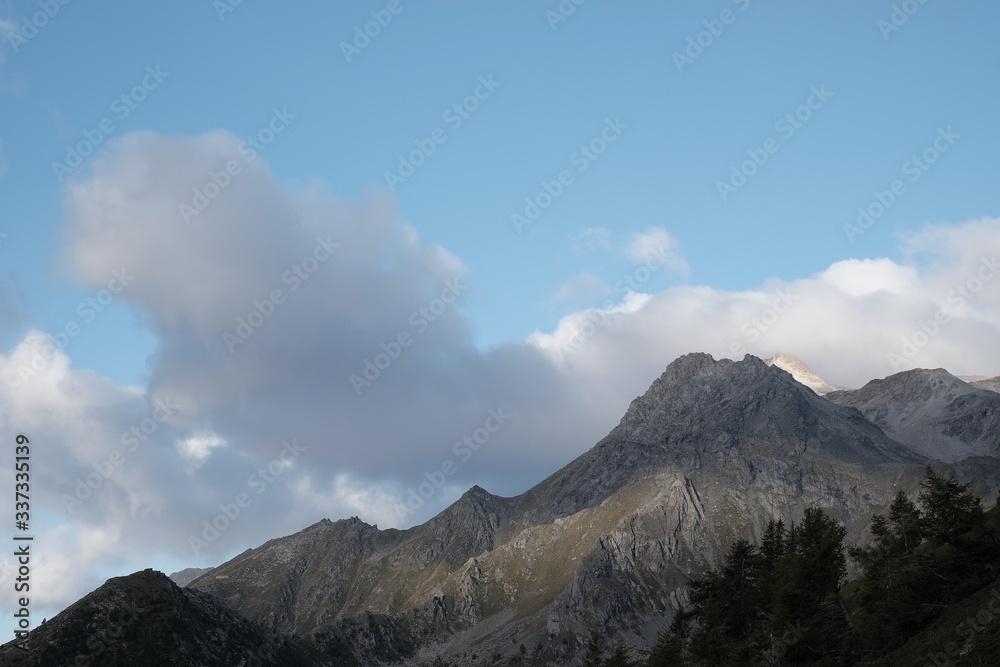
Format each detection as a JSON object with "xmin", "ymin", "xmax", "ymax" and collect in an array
[{"xmin": 0, "ymin": 569, "xmax": 325, "ymax": 667}]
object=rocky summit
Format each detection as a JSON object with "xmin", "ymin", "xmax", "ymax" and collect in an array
[{"xmin": 4, "ymin": 353, "xmax": 999, "ymax": 666}]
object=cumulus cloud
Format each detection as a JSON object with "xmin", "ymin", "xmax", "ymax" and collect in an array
[{"xmin": 2, "ymin": 130, "xmax": 999, "ymax": 620}]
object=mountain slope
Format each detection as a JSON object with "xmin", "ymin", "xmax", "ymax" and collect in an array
[
  {"xmin": 962, "ymin": 375, "xmax": 1000, "ymax": 394},
  {"xmin": 168, "ymin": 566, "xmax": 214, "ymax": 587},
  {"xmin": 190, "ymin": 353, "xmax": 945, "ymax": 664},
  {"xmin": 826, "ymin": 368, "xmax": 1000, "ymax": 462}
]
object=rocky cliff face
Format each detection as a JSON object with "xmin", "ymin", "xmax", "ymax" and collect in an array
[
  {"xmin": 10, "ymin": 354, "xmax": 999, "ymax": 666},
  {"xmin": 826, "ymin": 368, "xmax": 1000, "ymax": 461}
]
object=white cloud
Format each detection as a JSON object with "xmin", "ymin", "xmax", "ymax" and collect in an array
[
  {"xmin": 177, "ymin": 433, "xmax": 226, "ymax": 464},
  {"xmin": 5, "ymin": 130, "xmax": 999, "ymax": 622},
  {"xmin": 626, "ymin": 226, "xmax": 688, "ymax": 274},
  {"xmin": 816, "ymin": 258, "xmax": 919, "ymax": 296}
]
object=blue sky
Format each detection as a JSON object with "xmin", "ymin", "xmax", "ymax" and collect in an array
[
  {"xmin": 0, "ymin": 0, "xmax": 999, "ymax": 621},
  {"xmin": 2, "ymin": 0, "xmax": 996, "ymax": 384}
]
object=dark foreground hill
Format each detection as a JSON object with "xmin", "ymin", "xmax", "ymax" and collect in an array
[{"xmin": 0, "ymin": 569, "xmax": 324, "ymax": 667}]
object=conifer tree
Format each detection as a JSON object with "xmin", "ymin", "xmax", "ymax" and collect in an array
[
  {"xmin": 645, "ymin": 608, "xmax": 691, "ymax": 666},
  {"xmin": 581, "ymin": 630, "xmax": 607, "ymax": 667},
  {"xmin": 604, "ymin": 636, "xmax": 636, "ymax": 667}
]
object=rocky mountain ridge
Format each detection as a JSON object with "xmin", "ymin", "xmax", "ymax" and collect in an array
[
  {"xmin": 5, "ymin": 353, "xmax": 999, "ymax": 666},
  {"xmin": 827, "ymin": 368, "xmax": 1000, "ymax": 462},
  {"xmin": 185, "ymin": 354, "xmax": 971, "ymax": 664}
]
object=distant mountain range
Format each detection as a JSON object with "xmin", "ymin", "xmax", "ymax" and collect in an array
[{"xmin": 4, "ymin": 353, "xmax": 999, "ymax": 666}]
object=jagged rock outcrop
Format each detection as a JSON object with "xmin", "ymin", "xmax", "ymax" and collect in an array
[{"xmin": 826, "ymin": 368, "xmax": 1000, "ymax": 461}]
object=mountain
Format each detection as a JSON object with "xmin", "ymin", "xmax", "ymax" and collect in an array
[
  {"xmin": 960, "ymin": 374, "xmax": 1000, "ymax": 394},
  {"xmin": 0, "ymin": 569, "xmax": 325, "ymax": 667},
  {"xmin": 764, "ymin": 352, "xmax": 843, "ymax": 394},
  {"xmin": 6, "ymin": 353, "xmax": 998, "ymax": 666},
  {"xmin": 186, "ymin": 354, "xmax": 948, "ymax": 664},
  {"xmin": 168, "ymin": 566, "xmax": 214, "ymax": 587},
  {"xmin": 826, "ymin": 368, "xmax": 1000, "ymax": 462}
]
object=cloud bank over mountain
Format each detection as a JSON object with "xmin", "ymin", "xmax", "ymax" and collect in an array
[{"xmin": 1, "ymin": 131, "xmax": 998, "ymax": 617}]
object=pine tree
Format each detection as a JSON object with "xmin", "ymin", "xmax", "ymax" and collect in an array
[
  {"xmin": 604, "ymin": 636, "xmax": 635, "ymax": 667},
  {"xmin": 769, "ymin": 508, "xmax": 849, "ymax": 662},
  {"xmin": 849, "ymin": 471, "xmax": 999, "ymax": 654},
  {"xmin": 581, "ymin": 630, "xmax": 607, "ymax": 667},
  {"xmin": 645, "ymin": 608, "xmax": 691, "ymax": 666},
  {"xmin": 918, "ymin": 467, "xmax": 984, "ymax": 546},
  {"xmin": 888, "ymin": 490, "xmax": 923, "ymax": 553},
  {"xmin": 687, "ymin": 539, "xmax": 764, "ymax": 665}
]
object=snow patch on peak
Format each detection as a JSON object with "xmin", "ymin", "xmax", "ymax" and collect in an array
[{"xmin": 765, "ymin": 352, "xmax": 843, "ymax": 395}]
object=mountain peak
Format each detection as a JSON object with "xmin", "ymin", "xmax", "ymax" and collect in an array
[
  {"xmin": 0, "ymin": 569, "xmax": 321, "ymax": 665},
  {"xmin": 826, "ymin": 367, "xmax": 1000, "ymax": 461},
  {"xmin": 765, "ymin": 352, "xmax": 842, "ymax": 394}
]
